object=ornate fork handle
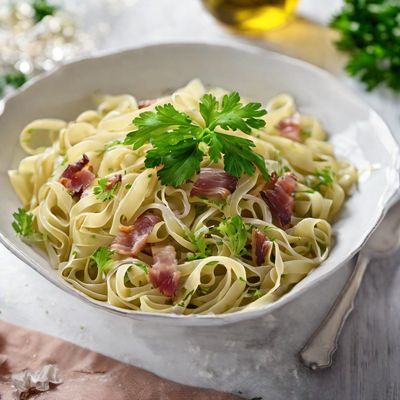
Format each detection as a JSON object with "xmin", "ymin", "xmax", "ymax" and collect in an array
[{"xmin": 299, "ymin": 253, "xmax": 370, "ymax": 370}]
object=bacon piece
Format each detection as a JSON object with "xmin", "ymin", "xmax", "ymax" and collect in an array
[
  {"xmin": 252, "ymin": 229, "xmax": 271, "ymax": 266},
  {"xmin": 260, "ymin": 172, "xmax": 296, "ymax": 229},
  {"xmin": 138, "ymin": 99, "xmax": 157, "ymax": 109},
  {"xmin": 190, "ymin": 168, "xmax": 238, "ymax": 200},
  {"xmin": 59, "ymin": 154, "xmax": 95, "ymax": 198},
  {"xmin": 277, "ymin": 113, "xmax": 301, "ymax": 142},
  {"xmin": 149, "ymin": 245, "xmax": 180, "ymax": 298},
  {"xmin": 110, "ymin": 213, "xmax": 160, "ymax": 256}
]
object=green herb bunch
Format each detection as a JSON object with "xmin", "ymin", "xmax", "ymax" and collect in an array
[
  {"xmin": 123, "ymin": 92, "xmax": 269, "ymax": 186},
  {"xmin": 331, "ymin": 0, "xmax": 400, "ymax": 91}
]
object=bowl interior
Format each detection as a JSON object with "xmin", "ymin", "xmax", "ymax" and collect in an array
[{"xmin": 0, "ymin": 42, "xmax": 398, "ymax": 326}]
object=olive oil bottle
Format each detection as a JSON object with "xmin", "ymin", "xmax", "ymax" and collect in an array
[{"xmin": 203, "ymin": 0, "xmax": 298, "ymax": 32}]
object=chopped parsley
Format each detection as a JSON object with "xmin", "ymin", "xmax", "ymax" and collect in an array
[
  {"xmin": 196, "ymin": 198, "xmax": 226, "ymax": 212},
  {"xmin": 123, "ymin": 92, "xmax": 269, "ymax": 186},
  {"xmin": 177, "ymin": 289, "xmax": 194, "ymax": 307},
  {"xmin": 261, "ymin": 225, "xmax": 277, "ymax": 241},
  {"xmin": 61, "ymin": 155, "xmax": 68, "ymax": 166},
  {"xmin": 104, "ymin": 139, "xmax": 121, "ymax": 152},
  {"xmin": 198, "ymin": 286, "xmax": 211, "ymax": 295},
  {"xmin": 90, "ymin": 246, "xmax": 114, "ymax": 273},
  {"xmin": 304, "ymin": 167, "xmax": 334, "ymax": 192},
  {"xmin": 217, "ymin": 215, "xmax": 248, "ymax": 257},
  {"xmin": 247, "ymin": 288, "xmax": 264, "ymax": 298},
  {"xmin": 276, "ymin": 163, "xmax": 290, "ymax": 177},
  {"xmin": 314, "ymin": 168, "xmax": 334, "ymax": 188},
  {"xmin": 124, "ymin": 261, "xmax": 148, "ymax": 285},
  {"xmin": 12, "ymin": 208, "xmax": 42, "ymax": 241},
  {"xmin": 93, "ymin": 177, "xmax": 120, "ymax": 201},
  {"xmin": 187, "ymin": 228, "xmax": 211, "ymax": 261}
]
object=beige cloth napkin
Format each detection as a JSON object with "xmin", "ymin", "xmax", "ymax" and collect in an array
[{"xmin": 0, "ymin": 320, "xmax": 240, "ymax": 400}]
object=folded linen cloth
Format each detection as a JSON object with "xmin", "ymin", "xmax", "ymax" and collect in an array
[{"xmin": 0, "ymin": 320, "xmax": 239, "ymax": 400}]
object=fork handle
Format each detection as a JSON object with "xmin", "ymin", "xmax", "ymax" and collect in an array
[{"xmin": 299, "ymin": 252, "xmax": 370, "ymax": 369}]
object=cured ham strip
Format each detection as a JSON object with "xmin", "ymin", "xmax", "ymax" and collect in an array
[
  {"xmin": 260, "ymin": 172, "xmax": 296, "ymax": 229},
  {"xmin": 277, "ymin": 113, "xmax": 301, "ymax": 142},
  {"xmin": 110, "ymin": 213, "xmax": 160, "ymax": 256},
  {"xmin": 190, "ymin": 168, "xmax": 238, "ymax": 200},
  {"xmin": 105, "ymin": 174, "xmax": 122, "ymax": 190},
  {"xmin": 251, "ymin": 229, "xmax": 271, "ymax": 266},
  {"xmin": 59, "ymin": 154, "xmax": 95, "ymax": 197},
  {"xmin": 149, "ymin": 245, "xmax": 180, "ymax": 298}
]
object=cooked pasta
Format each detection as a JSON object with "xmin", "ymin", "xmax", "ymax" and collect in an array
[{"xmin": 9, "ymin": 79, "xmax": 357, "ymax": 314}]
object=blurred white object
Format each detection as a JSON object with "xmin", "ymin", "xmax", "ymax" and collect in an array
[{"xmin": 0, "ymin": 1, "xmax": 95, "ymax": 76}]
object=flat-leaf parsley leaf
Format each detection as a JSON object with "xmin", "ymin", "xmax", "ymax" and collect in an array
[
  {"xmin": 90, "ymin": 246, "xmax": 114, "ymax": 273},
  {"xmin": 124, "ymin": 92, "xmax": 269, "ymax": 186},
  {"xmin": 12, "ymin": 208, "xmax": 42, "ymax": 242},
  {"xmin": 186, "ymin": 227, "xmax": 211, "ymax": 261},
  {"xmin": 217, "ymin": 215, "xmax": 248, "ymax": 257}
]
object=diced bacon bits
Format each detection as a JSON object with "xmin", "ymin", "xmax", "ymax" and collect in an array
[
  {"xmin": 260, "ymin": 172, "xmax": 297, "ymax": 229},
  {"xmin": 252, "ymin": 229, "xmax": 271, "ymax": 266},
  {"xmin": 110, "ymin": 213, "xmax": 160, "ymax": 256},
  {"xmin": 277, "ymin": 113, "xmax": 301, "ymax": 142},
  {"xmin": 138, "ymin": 99, "xmax": 157, "ymax": 109},
  {"xmin": 149, "ymin": 245, "xmax": 180, "ymax": 298},
  {"xmin": 190, "ymin": 168, "xmax": 238, "ymax": 200},
  {"xmin": 59, "ymin": 154, "xmax": 95, "ymax": 198}
]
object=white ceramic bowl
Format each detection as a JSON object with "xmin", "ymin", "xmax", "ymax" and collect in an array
[{"xmin": 0, "ymin": 42, "xmax": 398, "ymax": 326}]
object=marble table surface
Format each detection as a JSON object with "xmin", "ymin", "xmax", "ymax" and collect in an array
[{"xmin": 1, "ymin": 1, "xmax": 400, "ymax": 399}]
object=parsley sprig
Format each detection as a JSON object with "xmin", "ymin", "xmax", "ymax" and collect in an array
[
  {"xmin": 90, "ymin": 246, "xmax": 114, "ymax": 273},
  {"xmin": 331, "ymin": 0, "xmax": 400, "ymax": 91},
  {"xmin": 123, "ymin": 92, "xmax": 269, "ymax": 186},
  {"xmin": 12, "ymin": 208, "xmax": 42, "ymax": 242},
  {"xmin": 216, "ymin": 215, "xmax": 248, "ymax": 257}
]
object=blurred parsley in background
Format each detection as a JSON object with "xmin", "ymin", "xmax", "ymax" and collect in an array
[
  {"xmin": 331, "ymin": 0, "xmax": 400, "ymax": 92},
  {"xmin": 0, "ymin": 0, "xmax": 58, "ymax": 97},
  {"xmin": 32, "ymin": 0, "xmax": 58, "ymax": 22},
  {"xmin": 0, "ymin": 71, "xmax": 27, "ymax": 97}
]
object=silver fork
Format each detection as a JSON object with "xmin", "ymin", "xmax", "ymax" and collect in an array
[{"xmin": 300, "ymin": 199, "xmax": 400, "ymax": 370}]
